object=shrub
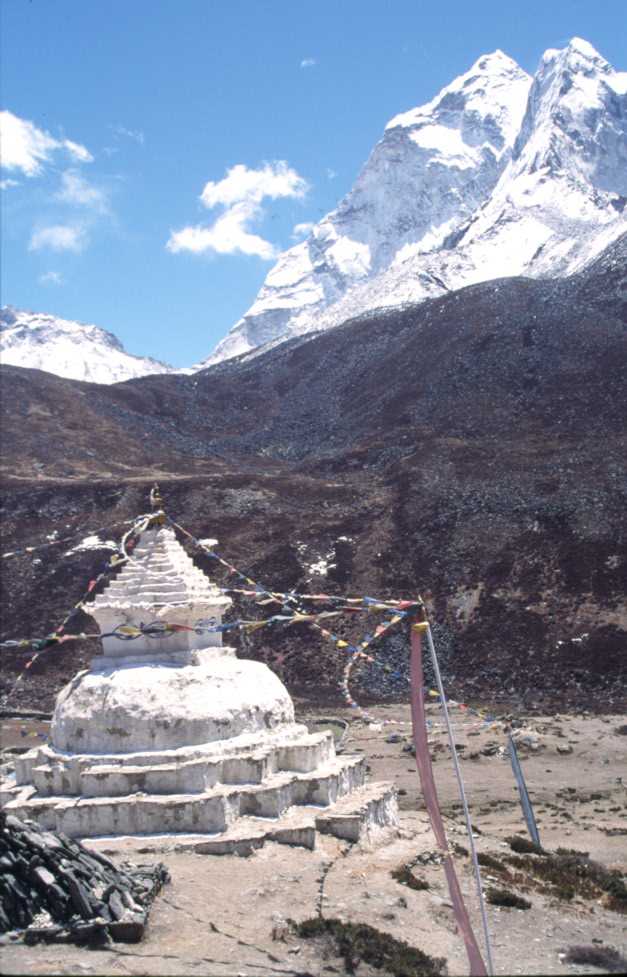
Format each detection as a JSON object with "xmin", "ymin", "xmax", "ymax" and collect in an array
[
  {"xmin": 477, "ymin": 852, "xmax": 507, "ymax": 873},
  {"xmin": 486, "ymin": 887, "xmax": 531, "ymax": 910},
  {"xmin": 505, "ymin": 849, "xmax": 627, "ymax": 910},
  {"xmin": 563, "ymin": 944, "xmax": 627, "ymax": 973},
  {"xmin": 505, "ymin": 835, "xmax": 544, "ymax": 855},
  {"xmin": 392, "ymin": 863, "xmax": 430, "ymax": 891},
  {"xmin": 296, "ymin": 917, "xmax": 447, "ymax": 976}
]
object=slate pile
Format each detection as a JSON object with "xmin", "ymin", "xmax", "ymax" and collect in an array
[{"xmin": 0, "ymin": 811, "xmax": 169, "ymax": 945}]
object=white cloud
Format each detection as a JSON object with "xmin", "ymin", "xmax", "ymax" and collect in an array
[
  {"xmin": 1, "ymin": 178, "xmax": 19, "ymax": 190},
  {"xmin": 200, "ymin": 162, "xmax": 307, "ymax": 209},
  {"xmin": 326, "ymin": 168, "xmax": 337, "ymax": 180},
  {"xmin": 0, "ymin": 111, "xmax": 58, "ymax": 175},
  {"xmin": 111, "ymin": 125, "xmax": 145, "ymax": 145},
  {"xmin": 0, "ymin": 110, "xmax": 93, "ymax": 176},
  {"xmin": 39, "ymin": 270, "xmax": 64, "ymax": 286},
  {"xmin": 29, "ymin": 224, "xmax": 86, "ymax": 253},
  {"xmin": 168, "ymin": 202, "xmax": 276, "ymax": 259},
  {"xmin": 300, "ymin": 58, "xmax": 317, "ymax": 68},
  {"xmin": 62, "ymin": 139, "xmax": 93, "ymax": 163},
  {"xmin": 292, "ymin": 221, "xmax": 315, "ymax": 239},
  {"xmin": 169, "ymin": 161, "xmax": 309, "ymax": 259},
  {"xmin": 56, "ymin": 170, "xmax": 109, "ymax": 212}
]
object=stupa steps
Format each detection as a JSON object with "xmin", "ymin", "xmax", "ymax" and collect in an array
[
  {"xmin": 141, "ymin": 561, "xmax": 199, "ymax": 569},
  {"xmin": 109, "ymin": 569, "xmax": 211, "ymax": 580},
  {"xmin": 82, "ymin": 782, "xmax": 399, "ymax": 855},
  {"xmin": 19, "ymin": 728, "xmax": 328, "ymax": 777},
  {"xmin": 101, "ymin": 589, "xmax": 217, "ymax": 602},
  {"xmin": 113, "ymin": 560, "xmax": 207, "ymax": 575},
  {"xmin": 4, "ymin": 756, "xmax": 367, "ymax": 838},
  {"xmin": 94, "ymin": 544, "xmax": 223, "ymax": 603},
  {"xmin": 108, "ymin": 572, "xmax": 210, "ymax": 580},
  {"xmin": 129, "ymin": 554, "xmax": 198, "ymax": 570},
  {"xmin": 102, "ymin": 574, "xmax": 215, "ymax": 590},
  {"xmin": 112, "ymin": 583, "xmax": 214, "ymax": 593},
  {"xmin": 98, "ymin": 586, "xmax": 213, "ymax": 600},
  {"xmin": 28, "ymin": 733, "xmax": 336, "ymax": 798},
  {"xmin": 101, "ymin": 586, "xmax": 215, "ymax": 598},
  {"xmin": 130, "ymin": 562, "xmax": 199, "ymax": 575},
  {"xmin": 105, "ymin": 574, "xmax": 211, "ymax": 588}
]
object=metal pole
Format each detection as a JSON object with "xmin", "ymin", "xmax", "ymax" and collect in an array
[
  {"xmin": 424, "ymin": 624, "xmax": 495, "ymax": 976},
  {"xmin": 508, "ymin": 734, "xmax": 541, "ymax": 847}
]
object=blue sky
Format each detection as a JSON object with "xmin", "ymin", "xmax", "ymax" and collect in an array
[{"xmin": 2, "ymin": 0, "xmax": 625, "ymax": 367}]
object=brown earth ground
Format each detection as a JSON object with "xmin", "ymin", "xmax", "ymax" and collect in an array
[{"xmin": 1, "ymin": 702, "xmax": 625, "ymax": 977}]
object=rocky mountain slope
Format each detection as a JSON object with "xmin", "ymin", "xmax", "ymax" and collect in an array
[
  {"xmin": 206, "ymin": 38, "xmax": 627, "ymax": 365},
  {"xmin": 1, "ymin": 232, "xmax": 625, "ymax": 712},
  {"xmin": 0, "ymin": 307, "xmax": 177, "ymax": 384}
]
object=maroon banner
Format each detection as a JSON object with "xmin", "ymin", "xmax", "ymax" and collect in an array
[{"xmin": 410, "ymin": 625, "xmax": 487, "ymax": 977}]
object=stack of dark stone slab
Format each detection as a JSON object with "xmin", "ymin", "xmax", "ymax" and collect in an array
[{"xmin": 0, "ymin": 811, "xmax": 169, "ymax": 945}]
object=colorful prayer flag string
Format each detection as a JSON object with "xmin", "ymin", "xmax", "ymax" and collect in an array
[
  {"xmin": 1, "ymin": 512, "xmax": 155, "ymax": 705},
  {"xmin": 1, "ymin": 519, "xmax": 135, "ymax": 560},
  {"xmin": 3, "ymin": 508, "xmax": 425, "ymax": 718}
]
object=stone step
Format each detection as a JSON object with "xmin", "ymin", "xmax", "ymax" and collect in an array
[
  {"xmin": 82, "ymin": 781, "xmax": 398, "ymax": 856},
  {"xmin": 0, "ymin": 779, "xmax": 23, "ymax": 807},
  {"xmin": 315, "ymin": 780, "xmax": 398, "ymax": 843},
  {"xmin": 113, "ymin": 563, "xmax": 207, "ymax": 574},
  {"xmin": 105, "ymin": 573, "xmax": 209, "ymax": 586},
  {"xmin": 192, "ymin": 781, "xmax": 399, "ymax": 851},
  {"xmin": 101, "ymin": 588, "xmax": 202, "ymax": 600},
  {"xmin": 27, "ymin": 731, "xmax": 335, "ymax": 798},
  {"xmin": 73, "ymin": 753, "xmax": 273, "ymax": 797},
  {"xmin": 4, "ymin": 756, "xmax": 366, "ymax": 838},
  {"xmin": 15, "ymin": 723, "xmax": 314, "ymax": 783}
]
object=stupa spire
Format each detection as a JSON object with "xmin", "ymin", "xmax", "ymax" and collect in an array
[
  {"xmin": 149, "ymin": 482, "xmax": 166, "ymax": 526},
  {"xmin": 88, "ymin": 516, "xmax": 230, "ymax": 662}
]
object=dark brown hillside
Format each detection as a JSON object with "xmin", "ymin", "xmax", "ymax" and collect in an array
[{"xmin": 1, "ymin": 234, "xmax": 625, "ymax": 712}]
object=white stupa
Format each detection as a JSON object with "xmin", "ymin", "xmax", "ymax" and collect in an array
[{"xmin": 1, "ymin": 502, "xmax": 397, "ymax": 851}]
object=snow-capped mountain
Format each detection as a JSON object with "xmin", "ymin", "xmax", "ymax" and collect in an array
[
  {"xmin": 204, "ymin": 38, "xmax": 627, "ymax": 366},
  {"xmin": 0, "ymin": 307, "xmax": 177, "ymax": 384}
]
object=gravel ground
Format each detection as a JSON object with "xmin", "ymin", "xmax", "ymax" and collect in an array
[{"xmin": 1, "ymin": 704, "xmax": 625, "ymax": 976}]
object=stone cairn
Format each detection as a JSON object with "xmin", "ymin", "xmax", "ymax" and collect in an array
[
  {"xmin": 0, "ymin": 496, "xmax": 398, "ymax": 852},
  {"xmin": 0, "ymin": 810, "xmax": 169, "ymax": 945}
]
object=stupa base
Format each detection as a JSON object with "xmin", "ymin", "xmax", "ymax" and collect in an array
[
  {"xmin": 81, "ymin": 781, "xmax": 400, "ymax": 855},
  {"xmin": 1, "ymin": 727, "xmax": 398, "ymax": 844}
]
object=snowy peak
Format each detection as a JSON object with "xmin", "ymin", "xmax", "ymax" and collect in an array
[
  {"xmin": 514, "ymin": 38, "xmax": 627, "ymax": 194},
  {"xmin": 386, "ymin": 48, "xmax": 530, "ymax": 153},
  {"xmin": 204, "ymin": 49, "xmax": 532, "ymax": 366},
  {"xmin": 1, "ymin": 306, "xmax": 126, "ymax": 352},
  {"xmin": 202, "ymin": 37, "xmax": 626, "ymax": 366},
  {"xmin": 363, "ymin": 48, "xmax": 531, "ymax": 255},
  {"xmin": 0, "ymin": 307, "xmax": 178, "ymax": 384},
  {"xmin": 542, "ymin": 36, "xmax": 613, "ymax": 74}
]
